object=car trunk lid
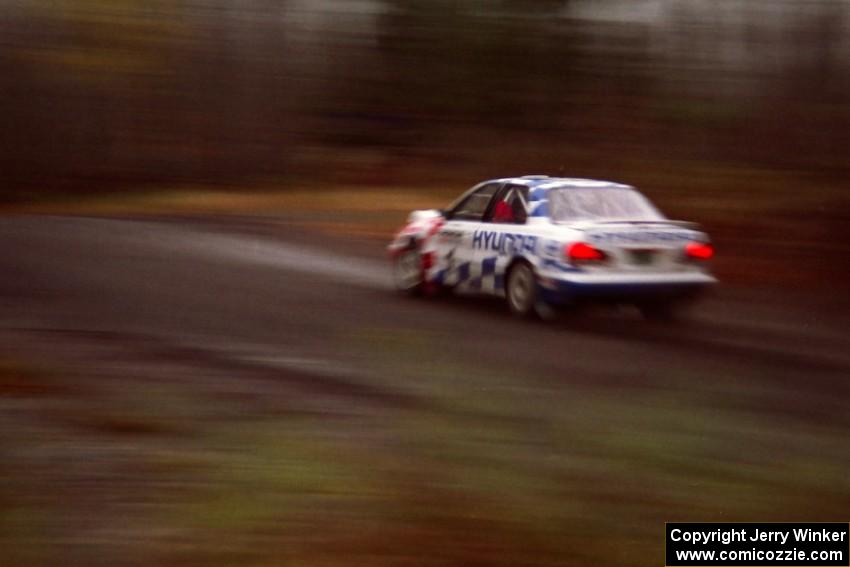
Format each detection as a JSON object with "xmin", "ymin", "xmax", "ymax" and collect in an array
[{"xmin": 574, "ymin": 220, "xmax": 706, "ymax": 273}]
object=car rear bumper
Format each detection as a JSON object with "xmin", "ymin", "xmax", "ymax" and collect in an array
[{"xmin": 538, "ymin": 272, "xmax": 716, "ymax": 305}]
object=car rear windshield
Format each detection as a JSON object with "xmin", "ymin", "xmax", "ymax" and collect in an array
[{"xmin": 548, "ymin": 186, "xmax": 664, "ymax": 223}]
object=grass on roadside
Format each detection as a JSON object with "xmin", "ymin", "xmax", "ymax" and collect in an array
[{"xmin": 2, "ymin": 330, "xmax": 849, "ymax": 567}]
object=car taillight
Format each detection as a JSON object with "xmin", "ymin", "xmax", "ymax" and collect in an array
[
  {"xmin": 685, "ymin": 241, "xmax": 714, "ymax": 260},
  {"xmin": 566, "ymin": 242, "xmax": 607, "ymax": 262}
]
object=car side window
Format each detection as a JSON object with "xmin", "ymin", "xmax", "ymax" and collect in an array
[
  {"xmin": 485, "ymin": 185, "xmax": 529, "ymax": 224},
  {"xmin": 448, "ymin": 183, "xmax": 502, "ymax": 221}
]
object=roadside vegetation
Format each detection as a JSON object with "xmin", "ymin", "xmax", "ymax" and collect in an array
[{"xmin": 2, "ymin": 328, "xmax": 849, "ymax": 567}]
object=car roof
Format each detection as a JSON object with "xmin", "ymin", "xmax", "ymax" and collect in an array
[
  {"xmin": 482, "ymin": 176, "xmax": 637, "ymax": 219},
  {"xmin": 488, "ymin": 175, "xmax": 633, "ymax": 191}
]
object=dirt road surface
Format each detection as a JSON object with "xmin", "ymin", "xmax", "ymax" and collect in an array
[{"xmin": 2, "ymin": 215, "xmax": 849, "ymax": 567}]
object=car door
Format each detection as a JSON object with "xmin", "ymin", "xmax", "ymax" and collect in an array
[
  {"xmin": 433, "ymin": 182, "xmax": 503, "ymax": 289},
  {"xmin": 470, "ymin": 184, "xmax": 532, "ymax": 295}
]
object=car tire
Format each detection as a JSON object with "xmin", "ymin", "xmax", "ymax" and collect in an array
[
  {"xmin": 506, "ymin": 262, "xmax": 538, "ymax": 317},
  {"xmin": 393, "ymin": 246, "xmax": 424, "ymax": 296}
]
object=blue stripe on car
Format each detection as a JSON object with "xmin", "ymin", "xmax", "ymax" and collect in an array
[
  {"xmin": 481, "ymin": 256, "xmax": 497, "ymax": 275},
  {"xmin": 530, "ymin": 201, "xmax": 548, "ymax": 217}
]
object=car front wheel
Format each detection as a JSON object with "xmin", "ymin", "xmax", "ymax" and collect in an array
[{"xmin": 393, "ymin": 247, "xmax": 424, "ymax": 295}]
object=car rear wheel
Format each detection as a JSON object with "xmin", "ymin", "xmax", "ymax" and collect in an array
[
  {"xmin": 506, "ymin": 262, "xmax": 537, "ymax": 317},
  {"xmin": 393, "ymin": 247, "xmax": 424, "ymax": 295}
]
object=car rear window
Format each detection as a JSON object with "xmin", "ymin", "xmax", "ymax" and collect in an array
[{"xmin": 548, "ymin": 186, "xmax": 664, "ymax": 223}]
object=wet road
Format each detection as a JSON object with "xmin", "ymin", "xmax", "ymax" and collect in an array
[
  {"xmin": 1, "ymin": 215, "xmax": 848, "ymax": 406},
  {"xmin": 3, "ymin": 215, "xmax": 850, "ymax": 567}
]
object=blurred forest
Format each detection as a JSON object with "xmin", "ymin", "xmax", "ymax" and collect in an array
[
  {"xmin": 4, "ymin": 0, "xmax": 849, "ymax": 289},
  {"xmin": 3, "ymin": 5, "xmax": 850, "ymax": 567},
  {"xmin": 2, "ymin": 0, "xmax": 849, "ymax": 196}
]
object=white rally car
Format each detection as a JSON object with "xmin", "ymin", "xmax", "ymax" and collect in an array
[{"xmin": 388, "ymin": 176, "xmax": 716, "ymax": 319}]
